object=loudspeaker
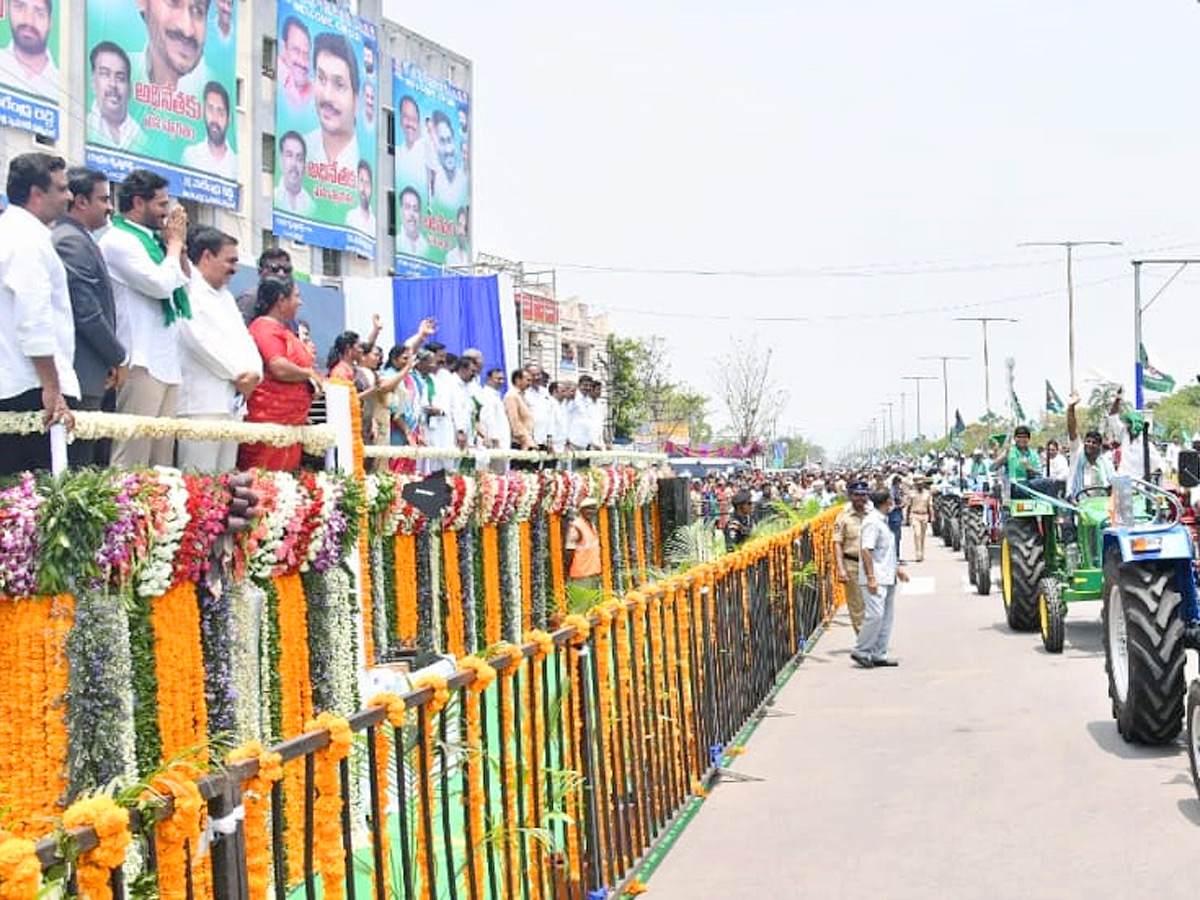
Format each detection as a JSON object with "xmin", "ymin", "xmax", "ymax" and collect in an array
[
  {"xmin": 1180, "ymin": 450, "xmax": 1200, "ymax": 488},
  {"xmin": 657, "ymin": 476, "xmax": 693, "ymax": 540}
]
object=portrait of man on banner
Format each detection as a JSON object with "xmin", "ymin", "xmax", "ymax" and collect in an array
[{"xmin": 0, "ymin": 0, "xmax": 60, "ymax": 100}]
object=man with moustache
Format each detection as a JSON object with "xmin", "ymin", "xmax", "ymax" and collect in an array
[
  {"xmin": 182, "ymin": 81, "xmax": 237, "ymax": 179},
  {"xmin": 101, "ymin": 169, "xmax": 191, "ymax": 467},
  {"xmin": 0, "ymin": 0, "xmax": 60, "ymax": 99},
  {"xmin": 0, "ymin": 153, "xmax": 77, "ymax": 476},
  {"xmin": 87, "ymin": 41, "xmax": 144, "ymax": 150},
  {"xmin": 177, "ymin": 227, "xmax": 261, "ymax": 472},
  {"xmin": 431, "ymin": 109, "xmax": 467, "ymax": 211},
  {"xmin": 130, "ymin": 0, "xmax": 211, "ymax": 94},
  {"xmin": 52, "ymin": 167, "xmax": 128, "ymax": 467},
  {"xmin": 396, "ymin": 186, "xmax": 429, "ymax": 257},
  {"xmin": 344, "ymin": 160, "xmax": 376, "ymax": 233},
  {"xmin": 277, "ymin": 16, "xmax": 312, "ymax": 108},
  {"xmin": 304, "ymin": 32, "xmax": 360, "ymax": 174},
  {"xmin": 274, "ymin": 131, "xmax": 314, "ymax": 216},
  {"xmin": 395, "ymin": 95, "xmax": 431, "ymax": 201}
]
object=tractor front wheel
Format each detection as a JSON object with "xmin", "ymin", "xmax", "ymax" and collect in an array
[
  {"xmin": 1185, "ymin": 681, "xmax": 1200, "ymax": 803},
  {"xmin": 1038, "ymin": 578, "xmax": 1065, "ymax": 653},
  {"xmin": 1102, "ymin": 553, "xmax": 1185, "ymax": 745},
  {"xmin": 974, "ymin": 543, "xmax": 991, "ymax": 595}
]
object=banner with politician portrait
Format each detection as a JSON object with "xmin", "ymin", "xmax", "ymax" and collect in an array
[
  {"xmin": 392, "ymin": 61, "xmax": 470, "ymax": 275},
  {"xmin": 0, "ymin": 0, "xmax": 62, "ymax": 138},
  {"xmin": 84, "ymin": 0, "xmax": 239, "ymax": 209},
  {"xmin": 272, "ymin": 0, "xmax": 378, "ymax": 260}
]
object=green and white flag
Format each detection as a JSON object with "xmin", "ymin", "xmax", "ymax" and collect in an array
[
  {"xmin": 1139, "ymin": 343, "xmax": 1175, "ymax": 394},
  {"xmin": 1011, "ymin": 388, "xmax": 1027, "ymax": 423},
  {"xmin": 1045, "ymin": 380, "xmax": 1065, "ymax": 415}
]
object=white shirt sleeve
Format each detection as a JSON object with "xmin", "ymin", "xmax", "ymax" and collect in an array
[{"xmin": 103, "ymin": 229, "xmax": 188, "ymax": 299}]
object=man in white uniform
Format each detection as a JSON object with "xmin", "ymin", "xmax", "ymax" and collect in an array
[{"xmin": 177, "ymin": 228, "xmax": 261, "ymax": 471}]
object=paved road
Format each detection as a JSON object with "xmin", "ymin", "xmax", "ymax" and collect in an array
[{"xmin": 644, "ymin": 527, "xmax": 1200, "ymax": 899}]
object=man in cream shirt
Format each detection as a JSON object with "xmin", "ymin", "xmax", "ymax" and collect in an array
[{"xmin": 176, "ymin": 227, "xmax": 261, "ymax": 471}]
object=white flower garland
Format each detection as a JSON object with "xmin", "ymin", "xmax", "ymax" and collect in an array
[
  {"xmin": 0, "ymin": 411, "xmax": 336, "ymax": 453},
  {"xmin": 135, "ymin": 467, "xmax": 191, "ymax": 598}
]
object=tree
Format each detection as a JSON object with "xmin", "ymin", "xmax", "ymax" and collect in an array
[
  {"xmin": 780, "ymin": 433, "xmax": 825, "ymax": 468},
  {"xmin": 1147, "ymin": 385, "xmax": 1200, "ymax": 441},
  {"xmin": 714, "ymin": 336, "xmax": 789, "ymax": 447},
  {"xmin": 605, "ymin": 334, "xmax": 713, "ymax": 443},
  {"xmin": 605, "ymin": 335, "xmax": 645, "ymax": 442},
  {"xmin": 661, "ymin": 387, "xmax": 712, "ymax": 444}
]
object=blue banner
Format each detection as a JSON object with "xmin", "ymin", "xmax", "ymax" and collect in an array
[
  {"xmin": 85, "ymin": 145, "xmax": 238, "ymax": 209},
  {"xmin": 392, "ymin": 275, "xmax": 506, "ymax": 377},
  {"xmin": 0, "ymin": 87, "xmax": 58, "ymax": 138}
]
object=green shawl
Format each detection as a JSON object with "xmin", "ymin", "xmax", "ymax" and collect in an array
[{"xmin": 110, "ymin": 215, "xmax": 192, "ymax": 326}]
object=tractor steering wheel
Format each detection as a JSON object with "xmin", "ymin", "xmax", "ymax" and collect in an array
[{"xmin": 1075, "ymin": 484, "xmax": 1111, "ymax": 501}]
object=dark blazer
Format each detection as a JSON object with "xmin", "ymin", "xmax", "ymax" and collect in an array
[{"xmin": 52, "ymin": 218, "xmax": 126, "ymax": 399}]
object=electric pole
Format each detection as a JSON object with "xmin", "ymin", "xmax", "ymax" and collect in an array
[
  {"xmin": 1018, "ymin": 240, "xmax": 1122, "ymax": 394},
  {"xmin": 953, "ymin": 317, "xmax": 1015, "ymax": 417},
  {"xmin": 902, "ymin": 375, "xmax": 937, "ymax": 441},
  {"xmin": 919, "ymin": 355, "xmax": 967, "ymax": 438}
]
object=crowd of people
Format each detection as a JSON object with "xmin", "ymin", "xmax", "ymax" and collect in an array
[{"xmin": 0, "ymin": 151, "xmax": 611, "ymax": 479}]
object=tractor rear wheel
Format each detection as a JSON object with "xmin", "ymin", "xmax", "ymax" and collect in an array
[
  {"xmin": 964, "ymin": 509, "xmax": 986, "ymax": 561},
  {"xmin": 950, "ymin": 519, "xmax": 962, "ymax": 552},
  {"xmin": 1185, "ymin": 681, "xmax": 1200, "ymax": 803},
  {"xmin": 974, "ymin": 543, "xmax": 991, "ymax": 595},
  {"xmin": 1001, "ymin": 518, "xmax": 1042, "ymax": 631},
  {"xmin": 1102, "ymin": 553, "xmax": 1185, "ymax": 745},
  {"xmin": 1038, "ymin": 578, "xmax": 1065, "ymax": 653}
]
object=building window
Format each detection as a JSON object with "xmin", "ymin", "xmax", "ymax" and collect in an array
[
  {"xmin": 322, "ymin": 248, "xmax": 341, "ymax": 277},
  {"xmin": 34, "ymin": 133, "xmax": 55, "ymax": 147},
  {"xmin": 262, "ymin": 37, "xmax": 277, "ymax": 78},
  {"xmin": 385, "ymin": 109, "xmax": 395, "ymax": 155},
  {"xmin": 578, "ymin": 346, "xmax": 589, "ymax": 370},
  {"xmin": 261, "ymin": 229, "xmax": 278, "ymax": 252},
  {"xmin": 386, "ymin": 190, "xmax": 396, "ymax": 236},
  {"xmin": 261, "ymin": 133, "xmax": 275, "ymax": 173}
]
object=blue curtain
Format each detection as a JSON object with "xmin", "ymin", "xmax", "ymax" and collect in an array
[{"xmin": 392, "ymin": 275, "xmax": 507, "ymax": 375}]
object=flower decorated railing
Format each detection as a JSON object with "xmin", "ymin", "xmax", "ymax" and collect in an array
[{"xmin": 15, "ymin": 509, "xmax": 840, "ymax": 900}]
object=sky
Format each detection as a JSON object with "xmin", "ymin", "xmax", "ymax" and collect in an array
[{"xmin": 383, "ymin": 0, "xmax": 1200, "ymax": 457}]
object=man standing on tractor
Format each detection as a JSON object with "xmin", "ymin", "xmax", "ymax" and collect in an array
[
  {"xmin": 1066, "ymin": 391, "xmax": 1114, "ymax": 494},
  {"xmin": 1107, "ymin": 387, "xmax": 1165, "ymax": 479}
]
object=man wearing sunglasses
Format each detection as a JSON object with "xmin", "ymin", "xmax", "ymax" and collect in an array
[{"xmin": 237, "ymin": 248, "xmax": 292, "ymax": 326}]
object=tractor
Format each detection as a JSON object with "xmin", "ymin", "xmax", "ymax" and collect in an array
[{"xmin": 961, "ymin": 481, "xmax": 1002, "ymax": 595}]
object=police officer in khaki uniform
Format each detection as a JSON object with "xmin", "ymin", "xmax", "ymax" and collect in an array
[
  {"xmin": 906, "ymin": 476, "xmax": 933, "ymax": 562},
  {"xmin": 833, "ymin": 479, "xmax": 872, "ymax": 633}
]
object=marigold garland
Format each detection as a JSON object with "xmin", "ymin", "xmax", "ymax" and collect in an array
[
  {"xmin": 227, "ymin": 740, "xmax": 284, "ymax": 900},
  {"xmin": 0, "ymin": 594, "xmax": 71, "ymax": 838},
  {"xmin": 562, "ymin": 613, "xmax": 591, "ymax": 646},
  {"xmin": 394, "ymin": 533, "xmax": 419, "ymax": 645},
  {"xmin": 547, "ymin": 513, "xmax": 567, "ymax": 614},
  {"xmin": 481, "ymin": 525, "xmax": 502, "ymax": 647},
  {"xmin": 303, "ymin": 712, "xmax": 353, "ymax": 900},
  {"xmin": 409, "ymin": 674, "xmax": 448, "ymax": 900},
  {"xmin": 490, "ymin": 645, "xmax": 521, "ymax": 889},
  {"xmin": 0, "ymin": 836, "xmax": 40, "ymax": 900},
  {"xmin": 522, "ymin": 630, "xmax": 553, "ymax": 900},
  {"xmin": 146, "ymin": 762, "xmax": 207, "ymax": 900},
  {"xmin": 456, "ymin": 656, "xmax": 494, "ymax": 898},
  {"xmin": 632, "ymin": 511, "xmax": 647, "ymax": 586},
  {"xmin": 650, "ymin": 502, "xmax": 662, "ymax": 568},
  {"xmin": 597, "ymin": 506, "xmax": 614, "ymax": 599},
  {"xmin": 441, "ymin": 531, "xmax": 465, "ymax": 657},
  {"xmin": 151, "ymin": 582, "xmax": 209, "ymax": 764},
  {"xmin": 273, "ymin": 573, "xmax": 313, "ymax": 885},
  {"xmin": 61, "ymin": 795, "xmax": 130, "ymax": 900},
  {"xmin": 587, "ymin": 604, "xmax": 615, "ymax": 867}
]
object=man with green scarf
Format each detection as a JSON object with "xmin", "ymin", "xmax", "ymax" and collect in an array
[{"xmin": 100, "ymin": 169, "xmax": 190, "ymax": 467}]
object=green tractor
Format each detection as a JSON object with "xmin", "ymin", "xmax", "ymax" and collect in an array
[{"xmin": 999, "ymin": 487, "xmax": 1058, "ymax": 634}]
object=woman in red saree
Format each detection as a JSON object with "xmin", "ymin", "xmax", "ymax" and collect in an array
[{"xmin": 238, "ymin": 279, "xmax": 321, "ymax": 471}]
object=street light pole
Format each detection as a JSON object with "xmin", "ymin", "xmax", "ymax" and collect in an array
[
  {"xmin": 1018, "ymin": 240, "xmax": 1122, "ymax": 394},
  {"xmin": 902, "ymin": 375, "xmax": 938, "ymax": 440},
  {"xmin": 953, "ymin": 318, "xmax": 1015, "ymax": 417},
  {"xmin": 920, "ymin": 355, "xmax": 968, "ymax": 438}
]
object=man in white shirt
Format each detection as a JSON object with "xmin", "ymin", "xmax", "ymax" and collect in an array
[
  {"xmin": 394, "ymin": 94, "xmax": 431, "ymax": 202},
  {"xmin": 177, "ymin": 228, "xmax": 261, "ymax": 472},
  {"xmin": 851, "ymin": 490, "xmax": 909, "ymax": 668},
  {"xmin": 101, "ymin": 169, "xmax": 190, "ymax": 468},
  {"xmin": 0, "ymin": 0, "xmax": 59, "ymax": 100},
  {"xmin": 87, "ymin": 42, "xmax": 144, "ymax": 151},
  {"xmin": 430, "ymin": 109, "xmax": 468, "ymax": 211},
  {"xmin": 274, "ymin": 131, "xmax": 315, "ymax": 217},
  {"xmin": 566, "ymin": 378, "xmax": 592, "ymax": 451},
  {"xmin": 0, "ymin": 152, "xmax": 76, "ymax": 475},
  {"xmin": 396, "ymin": 186, "xmax": 430, "ymax": 258},
  {"xmin": 448, "ymin": 357, "xmax": 476, "ymax": 453},
  {"xmin": 424, "ymin": 344, "xmax": 459, "ymax": 472},
  {"xmin": 478, "ymin": 367, "xmax": 511, "ymax": 471},
  {"xmin": 181, "ymin": 81, "xmax": 237, "ymax": 180},
  {"xmin": 548, "ymin": 380, "xmax": 571, "ymax": 454},
  {"xmin": 524, "ymin": 363, "xmax": 554, "ymax": 451},
  {"xmin": 344, "ymin": 160, "xmax": 377, "ymax": 234},
  {"xmin": 443, "ymin": 206, "xmax": 471, "ymax": 267},
  {"xmin": 1045, "ymin": 440, "xmax": 1069, "ymax": 481},
  {"xmin": 303, "ymin": 32, "xmax": 360, "ymax": 177}
]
